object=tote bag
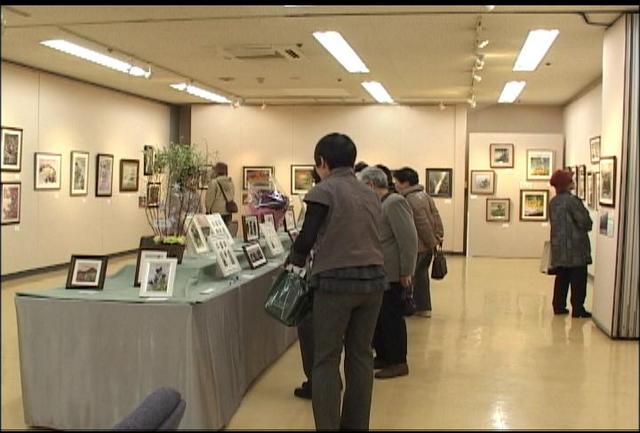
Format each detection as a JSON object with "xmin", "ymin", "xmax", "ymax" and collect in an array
[
  {"xmin": 264, "ymin": 270, "xmax": 312, "ymax": 327},
  {"xmin": 431, "ymin": 244, "xmax": 448, "ymax": 280},
  {"xmin": 539, "ymin": 241, "xmax": 556, "ymax": 275}
]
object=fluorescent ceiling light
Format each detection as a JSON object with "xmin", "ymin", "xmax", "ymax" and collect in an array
[
  {"xmin": 498, "ymin": 81, "xmax": 526, "ymax": 103},
  {"xmin": 361, "ymin": 81, "xmax": 394, "ymax": 104},
  {"xmin": 513, "ymin": 29, "xmax": 560, "ymax": 71},
  {"xmin": 40, "ymin": 39, "xmax": 150, "ymax": 78},
  {"xmin": 170, "ymin": 83, "xmax": 231, "ymax": 103},
  {"xmin": 313, "ymin": 31, "xmax": 369, "ymax": 73}
]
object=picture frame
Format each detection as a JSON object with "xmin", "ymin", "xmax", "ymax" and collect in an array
[
  {"xmin": 599, "ymin": 156, "xmax": 616, "ymax": 207},
  {"xmin": 34, "ymin": 152, "xmax": 62, "ymax": 190},
  {"xmin": 96, "ymin": 153, "xmax": 114, "ymax": 197},
  {"xmin": 284, "ymin": 208, "xmax": 296, "ymax": 232},
  {"xmin": 262, "ymin": 212, "xmax": 276, "ymax": 231},
  {"xmin": 1, "ymin": 126, "xmax": 23, "ymax": 172},
  {"xmin": 577, "ymin": 165, "xmax": 586, "ymax": 200},
  {"xmin": 586, "ymin": 172, "xmax": 594, "ymax": 208},
  {"xmin": 242, "ymin": 242, "xmax": 268, "ymax": 270},
  {"xmin": 139, "ymin": 258, "xmax": 178, "ymax": 298},
  {"xmin": 486, "ymin": 198, "xmax": 510, "ymax": 222},
  {"xmin": 198, "ymin": 164, "xmax": 214, "ymax": 190},
  {"xmin": 593, "ymin": 171, "xmax": 600, "ymax": 210},
  {"xmin": 519, "ymin": 189, "xmax": 549, "ymax": 221},
  {"xmin": 526, "ymin": 150, "xmax": 554, "ymax": 181},
  {"xmin": 589, "ymin": 136, "xmax": 601, "ymax": 164},
  {"xmin": 70, "ymin": 151, "xmax": 89, "ymax": 196},
  {"xmin": 425, "ymin": 168, "xmax": 453, "ymax": 198},
  {"xmin": 489, "ymin": 143, "xmax": 514, "ymax": 168},
  {"xmin": 119, "ymin": 159, "xmax": 140, "ymax": 192},
  {"xmin": 243, "ymin": 166, "xmax": 274, "ymax": 190},
  {"xmin": 260, "ymin": 222, "xmax": 285, "ymax": 256},
  {"xmin": 186, "ymin": 215, "xmax": 209, "ymax": 254},
  {"xmin": 208, "ymin": 237, "xmax": 242, "ymax": 277},
  {"xmin": 134, "ymin": 248, "xmax": 167, "ymax": 287},
  {"xmin": 65, "ymin": 255, "xmax": 108, "ymax": 290},
  {"xmin": 1, "ymin": 182, "xmax": 21, "ymax": 225},
  {"xmin": 205, "ymin": 213, "xmax": 235, "ymax": 245},
  {"xmin": 242, "ymin": 214, "xmax": 260, "ymax": 243},
  {"xmin": 146, "ymin": 182, "xmax": 161, "ymax": 207},
  {"xmin": 570, "ymin": 166, "xmax": 578, "ymax": 193},
  {"xmin": 470, "ymin": 170, "xmax": 495, "ymax": 195},
  {"xmin": 291, "ymin": 165, "xmax": 316, "ymax": 195},
  {"xmin": 143, "ymin": 145, "xmax": 155, "ymax": 176}
]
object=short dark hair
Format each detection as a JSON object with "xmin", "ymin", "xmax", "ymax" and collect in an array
[
  {"xmin": 354, "ymin": 161, "xmax": 369, "ymax": 173},
  {"xmin": 393, "ymin": 167, "xmax": 419, "ymax": 186},
  {"xmin": 215, "ymin": 162, "xmax": 228, "ymax": 176},
  {"xmin": 314, "ymin": 133, "xmax": 357, "ymax": 170},
  {"xmin": 311, "ymin": 167, "xmax": 321, "ymax": 184},
  {"xmin": 375, "ymin": 164, "xmax": 394, "ymax": 189}
]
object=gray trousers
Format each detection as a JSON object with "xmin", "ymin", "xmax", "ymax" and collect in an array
[
  {"xmin": 414, "ymin": 251, "xmax": 433, "ymax": 311},
  {"xmin": 298, "ymin": 313, "xmax": 314, "ymax": 384},
  {"xmin": 312, "ymin": 290, "xmax": 383, "ymax": 431}
]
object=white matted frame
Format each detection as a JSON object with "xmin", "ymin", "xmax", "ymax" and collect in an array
[
  {"xmin": 291, "ymin": 165, "xmax": 316, "ymax": 195},
  {"xmin": 284, "ymin": 208, "xmax": 296, "ymax": 232},
  {"xmin": 242, "ymin": 214, "xmax": 260, "ymax": 243},
  {"xmin": 519, "ymin": 189, "xmax": 549, "ymax": 221},
  {"xmin": 470, "ymin": 170, "xmax": 496, "ymax": 195},
  {"xmin": 70, "ymin": 151, "xmax": 89, "ymax": 196},
  {"xmin": 34, "ymin": 152, "xmax": 62, "ymax": 190},
  {"xmin": 208, "ymin": 237, "xmax": 242, "ymax": 277},
  {"xmin": 65, "ymin": 255, "xmax": 108, "ymax": 290},
  {"xmin": 1, "ymin": 126, "xmax": 23, "ymax": 172},
  {"xmin": 134, "ymin": 249, "xmax": 167, "ymax": 287},
  {"xmin": 260, "ymin": 222, "xmax": 284, "ymax": 256},
  {"xmin": 489, "ymin": 143, "xmax": 514, "ymax": 168},
  {"xmin": 187, "ymin": 216, "xmax": 210, "ymax": 254},
  {"xmin": 205, "ymin": 213, "xmax": 235, "ymax": 244},
  {"xmin": 262, "ymin": 212, "xmax": 276, "ymax": 231},
  {"xmin": 139, "ymin": 258, "xmax": 177, "ymax": 297},
  {"xmin": 526, "ymin": 150, "xmax": 554, "ymax": 181},
  {"xmin": 1, "ymin": 182, "xmax": 21, "ymax": 225}
]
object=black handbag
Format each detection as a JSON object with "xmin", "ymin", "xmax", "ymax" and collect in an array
[
  {"xmin": 431, "ymin": 244, "xmax": 448, "ymax": 280},
  {"xmin": 217, "ymin": 179, "xmax": 239, "ymax": 214},
  {"xmin": 264, "ymin": 269, "xmax": 313, "ymax": 327},
  {"xmin": 401, "ymin": 287, "xmax": 416, "ymax": 317}
]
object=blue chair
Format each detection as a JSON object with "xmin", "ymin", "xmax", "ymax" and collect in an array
[{"xmin": 113, "ymin": 387, "xmax": 186, "ymax": 430}]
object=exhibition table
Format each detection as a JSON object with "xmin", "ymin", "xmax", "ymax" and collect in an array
[{"xmin": 14, "ymin": 236, "xmax": 298, "ymax": 430}]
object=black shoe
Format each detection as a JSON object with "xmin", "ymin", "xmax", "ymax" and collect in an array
[
  {"xmin": 293, "ymin": 382, "xmax": 312, "ymax": 400},
  {"xmin": 572, "ymin": 310, "xmax": 592, "ymax": 318},
  {"xmin": 554, "ymin": 308, "xmax": 570, "ymax": 315},
  {"xmin": 374, "ymin": 358, "xmax": 388, "ymax": 370}
]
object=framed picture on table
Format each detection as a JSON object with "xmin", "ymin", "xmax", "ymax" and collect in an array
[
  {"xmin": 243, "ymin": 166, "xmax": 274, "ymax": 190},
  {"xmin": 134, "ymin": 248, "xmax": 168, "ymax": 287},
  {"xmin": 34, "ymin": 152, "xmax": 62, "ymax": 190},
  {"xmin": 262, "ymin": 212, "xmax": 276, "ymax": 231},
  {"xmin": 208, "ymin": 237, "xmax": 242, "ymax": 277},
  {"xmin": 1, "ymin": 126, "xmax": 23, "ymax": 172},
  {"xmin": 186, "ymin": 216, "xmax": 209, "ymax": 254},
  {"xmin": 242, "ymin": 214, "xmax": 260, "ymax": 243},
  {"xmin": 66, "ymin": 255, "xmax": 108, "ymax": 290},
  {"xmin": 242, "ymin": 242, "xmax": 268, "ymax": 270},
  {"xmin": 284, "ymin": 208, "xmax": 296, "ymax": 232},
  {"xmin": 425, "ymin": 168, "xmax": 452, "ymax": 198},
  {"xmin": 139, "ymin": 258, "xmax": 177, "ymax": 298}
]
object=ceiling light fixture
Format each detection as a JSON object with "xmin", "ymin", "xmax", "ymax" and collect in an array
[
  {"xmin": 41, "ymin": 39, "xmax": 151, "ymax": 78},
  {"xmin": 485, "ymin": 5, "xmax": 496, "ymax": 11},
  {"xmin": 361, "ymin": 81, "xmax": 394, "ymax": 104},
  {"xmin": 169, "ymin": 82, "xmax": 231, "ymax": 103},
  {"xmin": 513, "ymin": 29, "xmax": 560, "ymax": 71},
  {"xmin": 477, "ymin": 39, "xmax": 490, "ymax": 49},
  {"xmin": 313, "ymin": 31, "xmax": 369, "ymax": 73},
  {"xmin": 498, "ymin": 80, "xmax": 526, "ymax": 103}
]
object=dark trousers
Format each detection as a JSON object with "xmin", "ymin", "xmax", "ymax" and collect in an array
[
  {"xmin": 372, "ymin": 283, "xmax": 407, "ymax": 365},
  {"xmin": 221, "ymin": 214, "xmax": 232, "ymax": 225},
  {"xmin": 553, "ymin": 266, "xmax": 588, "ymax": 312},
  {"xmin": 312, "ymin": 290, "xmax": 383, "ymax": 431},
  {"xmin": 297, "ymin": 313, "xmax": 314, "ymax": 386},
  {"xmin": 414, "ymin": 251, "xmax": 433, "ymax": 311}
]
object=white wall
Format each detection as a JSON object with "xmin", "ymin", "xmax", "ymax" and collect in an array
[
  {"xmin": 191, "ymin": 104, "xmax": 468, "ymax": 253},
  {"xmin": 1, "ymin": 62, "xmax": 170, "ymax": 275}
]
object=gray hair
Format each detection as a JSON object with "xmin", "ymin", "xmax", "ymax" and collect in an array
[{"xmin": 359, "ymin": 166, "xmax": 389, "ymax": 189}]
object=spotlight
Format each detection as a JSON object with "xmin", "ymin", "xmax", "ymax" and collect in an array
[
  {"xmin": 473, "ymin": 73, "xmax": 482, "ymax": 82},
  {"xmin": 477, "ymin": 39, "xmax": 489, "ymax": 49},
  {"xmin": 485, "ymin": 5, "xmax": 495, "ymax": 11},
  {"xmin": 261, "ymin": 102, "xmax": 267, "ymax": 110},
  {"xmin": 439, "ymin": 101, "xmax": 446, "ymax": 111},
  {"xmin": 232, "ymin": 99, "xmax": 241, "ymax": 109}
]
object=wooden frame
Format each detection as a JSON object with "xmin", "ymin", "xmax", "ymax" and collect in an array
[
  {"xmin": 577, "ymin": 164, "xmax": 586, "ymax": 200},
  {"xmin": 526, "ymin": 150, "xmax": 554, "ymax": 181},
  {"xmin": 470, "ymin": 170, "xmax": 496, "ymax": 195},
  {"xmin": 70, "ymin": 151, "xmax": 90, "ymax": 196},
  {"xmin": 34, "ymin": 152, "xmax": 62, "ymax": 190},
  {"xmin": 134, "ymin": 248, "xmax": 167, "ymax": 287},
  {"xmin": 489, "ymin": 143, "xmax": 514, "ymax": 168},
  {"xmin": 96, "ymin": 153, "xmax": 114, "ymax": 197},
  {"xmin": 1, "ymin": 182, "xmax": 21, "ymax": 225},
  {"xmin": 425, "ymin": 168, "xmax": 453, "ymax": 198},
  {"xmin": 598, "ymin": 156, "xmax": 616, "ymax": 207},
  {"xmin": 589, "ymin": 136, "xmax": 601, "ymax": 164},
  {"xmin": 1, "ymin": 126, "xmax": 23, "ymax": 172},
  {"xmin": 242, "ymin": 214, "xmax": 260, "ymax": 243},
  {"xmin": 242, "ymin": 242, "xmax": 268, "ymax": 270},
  {"xmin": 486, "ymin": 198, "xmax": 510, "ymax": 222},
  {"xmin": 66, "ymin": 255, "xmax": 108, "ymax": 290},
  {"xmin": 243, "ymin": 166, "xmax": 274, "ymax": 190},
  {"xmin": 143, "ymin": 145, "xmax": 155, "ymax": 176},
  {"xmin": 290, "ymin": 164, "xmax": 316, "ymax": 195},
  {"xmin": 146, "ymin": 182, "xmax": 161, "ymax": 207},
  {"xmin": 119, "ymin": 159, "xmax": 140, "ymax": 192},
  {"xmin": 519, "ymin": 189, "xmax": 549, "ymax": 221},
  {"xmin": 198, "ymin": 164, "xmax": 214, "ymax": 190}
]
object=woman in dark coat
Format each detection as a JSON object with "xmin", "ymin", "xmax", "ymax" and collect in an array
[{"xmin": 548, "ymin": 169, "xmax": 593, "ymax": 318}]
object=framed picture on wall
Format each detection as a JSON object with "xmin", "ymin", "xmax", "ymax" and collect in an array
[
  {"xmin": 593, "ymin": 171, "xmax": 600, "ymax": 210},
  {"xmin": 425, "ymin": 168, "xmax": 452, "ymax": 198},
  {"xmin": 143, "ymin": 145, "xmax": 155, "ymax": 176},
  {"xmin": 291, "ymin": 165, "xmax": 316, "ymax": 195},
  {"xmin": 577, "ymin": 164, "xmax": 586, "ymax": 200},
  {"xmin": 569, "ymin": 166, "xmax": 578, "ymax": 194},
  {"xmin": 470, "ymin": 170, "xmax": 495, "ymax": 195},
  {"xmin": 1, "ymin": 126, "xmax": 23, "ymax": 172},
  {"xmin": 489, "ymin": 143, "xmax": 514, "ymax": 168},
  {"xmin": 486, "ymin": 198, "xmax": 510, "ymax": 222},
  {"xmin": 146, "ymin": 182, "xmax": 161, "ymax": 207},
  {"xmin": 70, "ymin": 151, "xmax": 89, "ymax": 196},
  {"xmin": 1, "ymin": 182, "xmax": 21, "ymax": 225},
  {"xmin": 34, "ymin": 152, "xmax": 62, "ymax": 190},
  {"xmin": 526, "ymin": 150, "xmax": 554, "ymax": 181},
  {"xmin": 119, "ymin": 159, "xmax": 140, "ymax": 192},
  {"xmin": 519, "ymin": 189, "xmax": 549, "ymax": 221},
  {"xmin": 589, "ymin": 136, "xmax": 601, "ymax": 164},
  {"xmin": 599, "ymin": 156, "xmax": 616, "ymax": 207},
  {"xmin": 242, "ymin": 214, "xmax": 260, "ymax": 243},
  {"xmin": 243, "ymin": 166, "xmax": 274, "ymax": 190},
  {"xmin": 65, "ymin": 255, "xmax": 108, "ymax": 290},
  {"xmin": 586, "ymin": 172, "xmax": 594, "ymax": 208},
  {"xmin": 96, "ymin": 154, "xmax": 114, "ymax": 197}
]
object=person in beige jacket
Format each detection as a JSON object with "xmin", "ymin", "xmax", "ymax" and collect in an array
[
  {"xmin": 205, "ymin": 162, "xmax": 235, "ymax": 225},
  {"xmin": 393, "ymin": 167, "xmax": 444, "ymax": 317}
]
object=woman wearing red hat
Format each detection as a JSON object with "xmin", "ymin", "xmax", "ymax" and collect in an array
[{"xmin": 548, "ymin": 169, "xmax": 593, "ymax": 318}]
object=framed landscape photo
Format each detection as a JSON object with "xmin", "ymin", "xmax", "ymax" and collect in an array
[
  {"xmin": 577, "ymin": 165, "xmax": 586, "ymax": 200},
  {"xmin": 242, "ymin": 242, "xmax": 268, "ymax": 270},
  {"xmin": 284, "ymin": 208, "xmax": 296, "ymax": 232},
  {"xmin": 34, "ymin": 152, "xmax": 62, "ymax": 190},
  {"xmin": 486, "ymin": 198, "xmax": 510, "ymax": 222},
  {"xmin": 134, "ymin": 248, "xmax": 167, "ymax": 287},
  {"xmin": 119, "ymin": 159, "xmax": 139, "ymax": 192},
  {"xmin": 146, "ymin": 182, "xmax": 161, "ymax": 207},
  {"xmin": 599, "ymin": 156, "xmax": 616, "ymax": 207},
  {"xmin": 66, "ymin": 255, "xmax": 108, "ymax": 290},
  {"xmin": 589, "ymin": 136, "xmax": 601, "ymax": 164},
  {"xmin": 1, "ymin": 182, "xmax": 21, "ymax": 225},
  {"xmin": 489, "ymin": 143, "xmax": 514, "ymax": 168},
  {"xmin": 96, "ymin": 154, "xmax": 114, "ymax": 197},
  {"xmin": 139, "ymin": 258, "xmax": 178, "ymax": 298},
  {"xmin": 1, "ymin": 126, "xmax": 23, "ymax": 172},
  {"xmin": 70, "ymin": 151, "xmax": 89, "ymax": 196},
  {"xmin": 291, "ymin": 165, "xmax": 316, "ymax": 195},
  {"xmin": 520, "ymin": 189, "xmax": 549, "ymax": 221},
  {"xmin": 426, "ymin": 168, "xmax": 452, "ymax": 198},
  {"xmin": 470, "ymin": 170, "xmax": 495, "ymax": 195},
  {"xmin": 243, "ymin": 166, "xmax": 274, "ymax": 190},
  {"xmin": 143, "ymin": 145, "xmax": 154, "ymax": 176},
  {"xmin": 526, "ymin": 150, "xmax": 554, "ymax": 181},
  {"xmin": 242, "ymin": 214, "xmax": 260, "ymax": 242}
]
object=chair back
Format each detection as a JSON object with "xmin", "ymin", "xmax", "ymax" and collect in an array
[{"xmin": 112, "ymin": 387, "xmax": 186, "ymax": 431}]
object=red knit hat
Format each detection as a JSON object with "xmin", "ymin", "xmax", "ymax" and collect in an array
[{"xmin": 550, "ymin": 169, "xmax": 573, "ymax": 191}]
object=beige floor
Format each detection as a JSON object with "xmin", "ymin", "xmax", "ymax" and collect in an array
[{"xmin": 2, "ymin": 256, "xmax": 638, "ymax": 430}]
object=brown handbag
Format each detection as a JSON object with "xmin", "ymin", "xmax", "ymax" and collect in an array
[{"xmin": 217, "ymin": 179, "xmax": 238, "ymax": 213}]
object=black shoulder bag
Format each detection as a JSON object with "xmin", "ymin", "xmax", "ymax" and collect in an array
[{"xmin": 217, "ymin": 179, "xmax": 238, "ymax": 214}]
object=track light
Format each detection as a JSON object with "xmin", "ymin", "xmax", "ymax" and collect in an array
[
  {"xmin": 477, "ymin": 39, "xmax": 490, "ymax": 49},
  {"xmin": 485, "ymin": 5, "xmax": 495, "ymax": 11},
  {"xmin": 261, "ymin": 102, "xmax": 267, "ymax": 110},
  {"xmin": 232, "ymin": 99, "xmax": 241, "ymax": 109},
  {"xmin": 438, "ymin": 101, "xmax": 446, "ymax": 111},
  {"xmin": 473, "ymin": 73, "xmax": 482, "ymax": 82}
]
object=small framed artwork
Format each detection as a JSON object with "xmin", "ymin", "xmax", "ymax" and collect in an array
[
  {"xmin": 489, "ymin": 143, "xmax": 514, "ymax": 168},
  {"xmin": 119, "ymin": 159, "xmax": 139, "ymax": 192},
  {"xmin": 242, "ymin": 242, "xmax": 268, "ymax": 270},
  {"xmin": 34, "ymin": 152, "xmax": 62, "ymax": 190},
  {"xmin": 66, "ymin": 255, "xmax": 108, "ymax": 290},
  {"xmin": 284, "ymin": 208, "xmax": 296, "ymax": 232},
  {"xmin": 147, "ymin": 182, "xmax": 161, "ymax": 207},
  {"xmin": 589, "ymin": 136, "xmax": 601, "ymax": 164},
  {"xmin": 194, "ymin": 213, "xmax": 212, "ymax": 238},
  {"xmin": 70, "ymin": 151, "xmax": 89, "ymax": 196},
  {"xmin": 260, "ymin": 222, "xmax": 285, "ymax": 256},
  {"xmin": 288, "ymin": 228, "xmax": 300, "ymax": 242},
  {"xmin": 486, "ymin": 198, "xmax": 510, "ymax": 222},
  {"xmin": 139, "ymin": 258, "xmax": 178, "ymax": 298},
  {"xmin": 520, "ymin": 189, "xmax": 549, "ymax": 221},
  {"xmin": 1, "ymin": 127, "xmax": 23, "ymax": 172},
  {"xmin": 526, "ymin": 150, "xmax": 554, "ymax": 181},
  {"xmin": 426, "ymin": 168, "xmax": 453, "ymax": 198},
  {"xmin": 242, "ymin": 215, "xmax": 260, "ymax": 243},
  {"xmin": 586, "ymin": 172, "xmax": 594, "ymax": 208},
  {"xmin": 138, "ymin": 196, "xmax": 147, "ymax": 208},
  {"xmin": 208, "ymin": 237, "xmax": 242, "ymax": 277},
  {"xmin": 470, "ymin": 170, "xmax": 495, "ymax": 195},
  {"xmin": 1, "ymin": 182, "xmax": 21, "ymax": 225},
  {"xmin": 593, "ymin": 171, "xmax": 600, "ymax": 210},
  {"xmin": 205, "ymin": 213, "xmax": 235, "ymax": 245},
  {"xmin": 577, "ymin": 165, "xmax": 586, "ymax": 200},
  {"xmin": 263, "ymin": 212, "xmax": 276, "ymax": 231},
  {"xmin": 134, "ymin": 248, "xmax": 167, "ymax": 287},
  {"xmin": 291, "ymin": 165, "xmax": 316, "ymax": 195},
  {"xmin": 243, "ymin": 166, "xmax": 274, "ymax": 190},
  {"xmin": 187, "ymin": 217, "xmax": 209, "ymax": 254},
  {"xmin": 143, "ymin": 145, "xmax": 155, "ymax": 176},
  {"xmin": 599, "ymin": 156, "xmax": 616, "ymax": 207},
  {"xmin": 96, "ymin": 154, "xmax": 114, "ymax": 197}
]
